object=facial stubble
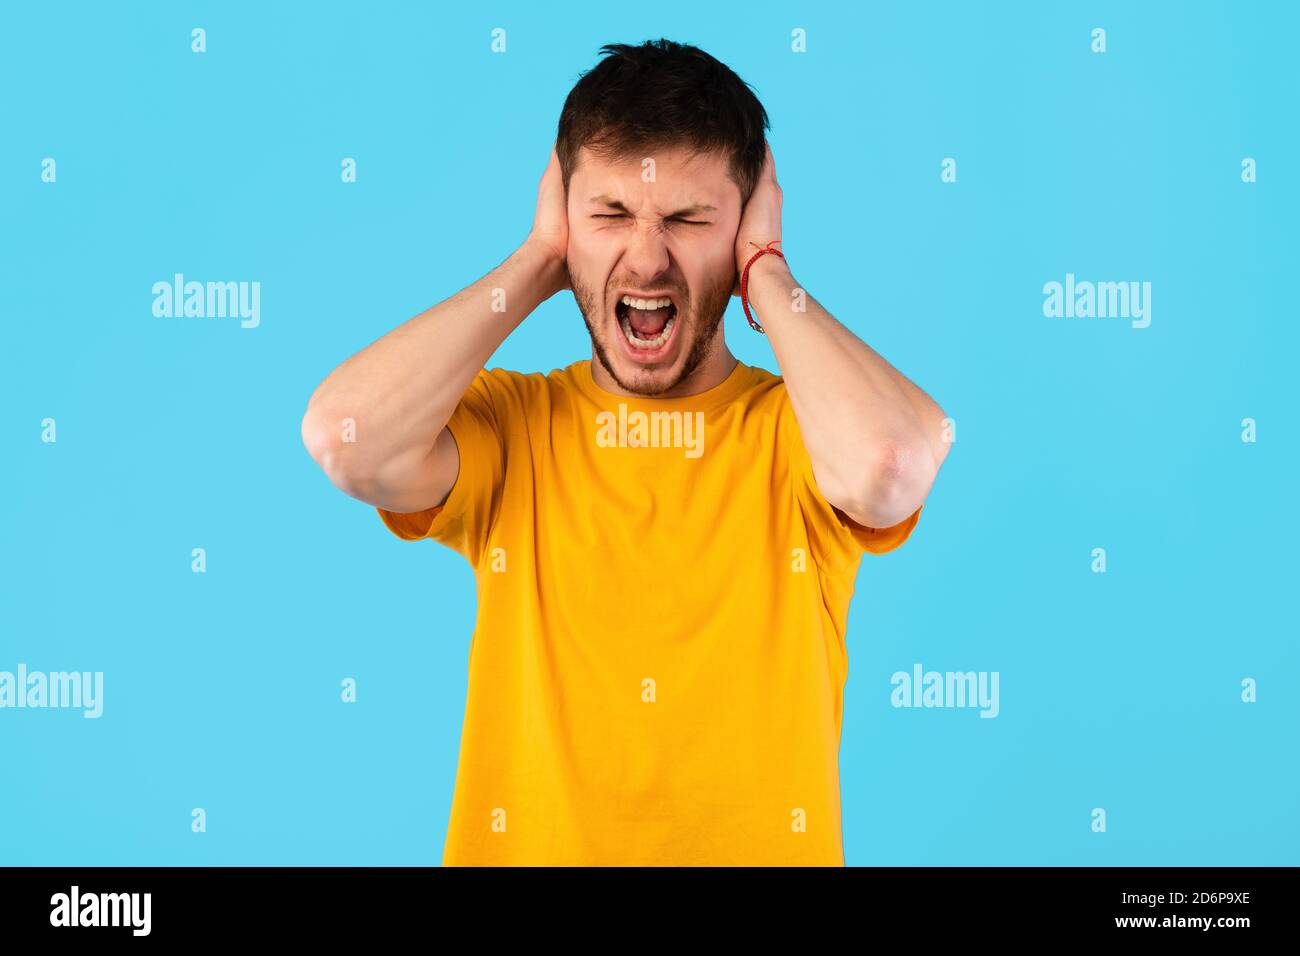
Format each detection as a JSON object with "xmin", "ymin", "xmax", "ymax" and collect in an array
[{"xmin": 570, "ymin": 267, "xmax": 735, "ymax": 396}]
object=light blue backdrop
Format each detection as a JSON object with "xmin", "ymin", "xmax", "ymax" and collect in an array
[{"xmin": 2, "ymin": 1, "xmax": 1295, "ymax": 865}]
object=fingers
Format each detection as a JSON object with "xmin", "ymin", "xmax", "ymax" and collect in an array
[{"xmin": 541, "ymin": 147, "xmax": 561, "ymax": 187}]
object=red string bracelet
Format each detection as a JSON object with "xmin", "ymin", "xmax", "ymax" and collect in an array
[{"xmin": 739, "ymin": 240, "xmax": 785, "ymax": 334}]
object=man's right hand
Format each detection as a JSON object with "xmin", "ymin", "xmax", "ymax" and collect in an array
[
  {"xmin": 302, "ymin": 146, "xmax": 575, "ymax": 514},
  {"xmin": 525, "ymin": 148, "xmax": 571, "ymax": 296}
]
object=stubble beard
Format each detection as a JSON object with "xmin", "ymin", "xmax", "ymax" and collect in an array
[{"xmin": 570, "ymin": 267, "xmax": 734, "ymax": 396}]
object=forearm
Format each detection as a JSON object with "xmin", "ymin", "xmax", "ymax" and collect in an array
[
  {"xmin": 746, "ymin": 255, "xmax": 948, "ymax": 527},
  {"xmin": 303, "ymin": 240, "xmax": 564, "ymax": 478}
]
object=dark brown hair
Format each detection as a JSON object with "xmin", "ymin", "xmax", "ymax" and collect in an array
[{"xmin": 556, "ymin": 39, "xmax": 770, "ymax": 206}]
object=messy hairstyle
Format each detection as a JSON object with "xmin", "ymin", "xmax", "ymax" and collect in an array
[{"xmin": 556, "ymin": 39, "xmax": 771, "ymax": 206}]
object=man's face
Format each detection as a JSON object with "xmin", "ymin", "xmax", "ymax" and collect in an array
[{"xmin": 566, "ymin": 145, "xmax": 742, "ymax": 396}]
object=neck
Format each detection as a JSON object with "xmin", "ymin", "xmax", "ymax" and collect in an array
[{"xmin": 590, "ymin": 337, "xmax": 738, "ymax": 399}]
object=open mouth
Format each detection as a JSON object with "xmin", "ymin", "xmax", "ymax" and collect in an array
[{"xmin": 616, "ymin": 295, "xmax": 678, "ymax": 351}]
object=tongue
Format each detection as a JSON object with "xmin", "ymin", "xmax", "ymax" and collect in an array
[{"xmin": 628, "ymin": 305, "xmax": 670, "ymax": 337}]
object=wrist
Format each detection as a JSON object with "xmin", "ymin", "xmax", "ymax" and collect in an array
[
  {"xmin": 743, "ymin": 248, "xmax": 792, "ymax": 286},
  {"xmin": 518, "ymin": 237, "xmax": 569, "ymax": 298},
  {"xmin": 739, "ymin": 247, "xmax": 795, "ymax": 332}
]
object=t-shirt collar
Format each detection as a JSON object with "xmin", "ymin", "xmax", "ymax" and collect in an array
[{"xmin": 572, "ymin": 356, "xmax": 756, "ymax": 414}]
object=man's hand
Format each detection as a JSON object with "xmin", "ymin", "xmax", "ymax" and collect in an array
[
  {"xmin": 526, "ymin": 148, "xmax": 571, "ymax": 295},
  {"xmin": 302, "ymin": 146, "xmax": 574, "ymax": 513},
  {"xmin": 733, "ymin": 142, "xmax": 787, "ymax": 295},
  {"xmin": 736, "ymin": 141, "xmax": 950, "ymax": 529}
]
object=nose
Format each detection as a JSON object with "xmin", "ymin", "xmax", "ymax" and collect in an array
[{"xmin": 621, "ymin": 220, "xmax": 671, "ymax": 285}]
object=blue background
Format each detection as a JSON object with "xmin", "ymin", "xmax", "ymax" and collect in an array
[{"xmin": 2, "ymin": 1, "xmax": 1295, "ymax": 865}]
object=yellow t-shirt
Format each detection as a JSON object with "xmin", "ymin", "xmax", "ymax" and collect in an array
[{"xmin": 377, "ymin": 358, "xmax": 921, "ymax": 866}]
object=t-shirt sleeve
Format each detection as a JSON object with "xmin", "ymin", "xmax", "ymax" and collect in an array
[
  {"xmin": 779, "ymin": 384, "xmax": 923, "ymax": 574},
  {"xmin": 375, "ymin": 368, "xmax": 507, "ymax": 566}
]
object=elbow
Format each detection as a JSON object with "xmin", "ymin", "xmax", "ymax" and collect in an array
[
  {"xmin": 301, "ymin": 403, "xmax": 376, "ymax": 500},
  {"xmin": 833, "ymin": 436, "xmax": 936, "ymax": 529},
  {"xmin": 933, "ymin": 403, "xmax": 954, "ymax": 467}
]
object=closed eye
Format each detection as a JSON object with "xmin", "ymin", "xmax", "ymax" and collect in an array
[{"xmin": 592, "ymin": 214, "xmax": 710, "ymax": 225}]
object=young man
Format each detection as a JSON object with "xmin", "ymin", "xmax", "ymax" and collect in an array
[{"xmin": 302, "ymin": 40, "xmax": 950, "ymax": 866}]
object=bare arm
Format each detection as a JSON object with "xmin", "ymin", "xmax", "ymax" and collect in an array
[
  {"xmin": 301, "ymin": 151, "xmax": 569, "ymax": 513},
  {"xmin": 736, "ymin": 146, "xmax": 950, "ymax": 529}
]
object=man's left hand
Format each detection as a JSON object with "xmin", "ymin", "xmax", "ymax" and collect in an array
[{"xmin": 733, "ymin": 143, "xmax": 786, "ymax": 295}]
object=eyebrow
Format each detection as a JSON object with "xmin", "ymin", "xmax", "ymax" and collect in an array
[{"xmin": 587, "ymin": 195, "xmax": 717, "ymax": 217}]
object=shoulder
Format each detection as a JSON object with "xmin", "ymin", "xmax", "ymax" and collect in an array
[
  {"xmin": 741, "ymin": 362, "xmax": 784, "ymax": 394},
  {"xmin": 468, "ymin": 366, "xmax": 552, "ymax": 405},
  {"xmin": 465, "ymin": 364, "xmax": 586, "ymax": 420},
  {"xmin": 733, "ymin": 362, "xmax": 794, "ymax": 419}
]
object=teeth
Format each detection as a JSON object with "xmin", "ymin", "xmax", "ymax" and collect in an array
[
  {"xmin": 619, "ymin": 315, "xmax": 676, "ymax": 350},
  {"xmin": 620, "ymin": 295, "xmax": 673, "ymax": 310}
]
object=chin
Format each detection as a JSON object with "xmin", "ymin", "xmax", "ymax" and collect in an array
[
  {"xmin": 574, "ymin": 273, "xmax": 723, "ymax": 395},
  {"xmin": 597, "ymin": 343, "xmax": 688, "ymax": 396}
]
